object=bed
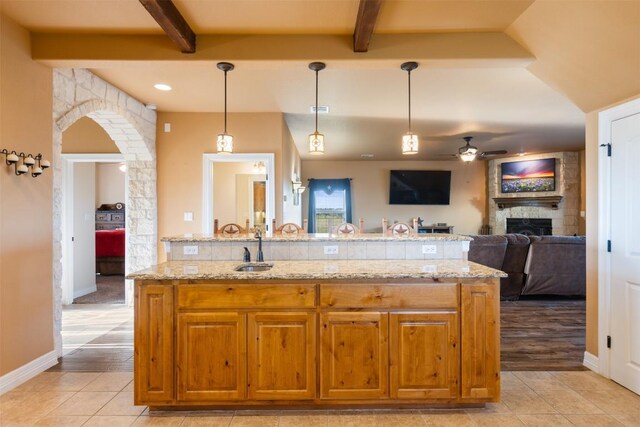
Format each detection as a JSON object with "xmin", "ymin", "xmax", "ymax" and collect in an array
[{"xmin": 96, "ymin": 228, "xmax": 125, "ymax": 275}]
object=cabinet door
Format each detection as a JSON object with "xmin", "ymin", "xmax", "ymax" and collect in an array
[
  {"xmin": 177, "ymin": 312, "xmax": 246, "ymax": 401},
  {"xmin": 461, "ymin": 282, "xmax": 500, "ymax": 400},
  {"xmin": 390, "ymin": 312, "xmax": 458, "ymax": 399},
  {"xmin": 320, "ymin": 312, "xmax": 388, "ymax": 399},
  {"xmin": 134, "ymin": 283, "xmax": 174, "ymax": 404},
  {"xmin": 248, "ymin": 312, "xmax": 316, "ymax": 400}
]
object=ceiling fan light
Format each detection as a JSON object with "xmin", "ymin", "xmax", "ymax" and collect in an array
[
  {"xmin": 216, "ymin": 133, "xmax": 234, "ymax": 153},
  {"xmin": 460, "ymin": 151, "xmax": 477, "ymax": 162},
  {"xmin": 308, "ymin": 132, "xmax": 325, "ymax": 155},
  {"xmin": 402, "ymin": 132, "xmax": 419, "ymax": 155}
]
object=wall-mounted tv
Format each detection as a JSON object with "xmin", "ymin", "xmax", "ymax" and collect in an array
[
  {"xmin": 389, "ymin": 170, "xmax": 451, "ymax": 205},
  {"xmin": 501, "ymin": 158, "xmax": 556, "ymax": 193}
]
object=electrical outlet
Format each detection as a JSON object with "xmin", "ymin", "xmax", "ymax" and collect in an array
[
  {"xmin": 324, "ymin": 245, "xmax": 339, "ymax": 255},
  {"xmin": 183, "ymin": 245, "xmax": 198, "ymax": 255},
  {"xmin": 184, "ymin": 212, "xmax": 193, "ymax": 222},
  {"xmin": 422, "ymin": 245, "xmax": 437, "ymax": 254}
]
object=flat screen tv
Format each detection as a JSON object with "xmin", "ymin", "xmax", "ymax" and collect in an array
[
  {"xmin": 389, "ymin": 170, "xmax": 451, "ymax": 205},
  {"xmin": 501, "ymin": 158, "xmax": 556, "ymax": 193}
]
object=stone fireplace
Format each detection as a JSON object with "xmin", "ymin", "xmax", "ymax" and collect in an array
[
  {"xmin": 488, "ymin": 152, "xmax": 580, "ymax": 236},
  {"xmin": 506, "ymin": 218, "xmax": 553, "ymax": 236}
]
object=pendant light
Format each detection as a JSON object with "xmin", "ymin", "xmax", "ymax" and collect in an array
[
  {"xmin": 308, "ymin": 62, "xmax": 326, "ymax": 155},
  {"xmin": 458, "ymin": 136, "xmax": 478, "ymax": 162},
  {"xmin": 216, "ymin": 62, "xmax": 234, "ymax": 153},
  {"xmin": 401, "ymin": 61, "xmax": 419, "ymax": 155}
]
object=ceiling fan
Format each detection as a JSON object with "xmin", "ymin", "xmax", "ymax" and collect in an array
[{"xmin": 458, "ymin": 136, "xmax": 508, "ymax": 161}]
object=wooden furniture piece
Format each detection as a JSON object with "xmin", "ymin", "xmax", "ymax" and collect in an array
[
  {"xmin": 134, "ymin": 277, "xmax": 500, "ymax": 409},
  {"xmin": 334, "ymin": 218, "xmax": 364, "ymax": 235},
  {"xmin": 95, "ymin": 203, "xmax": 125, "ymax": 230},
  {"xmin": 272, "ymin": 219, "xmax": 308, "ymax": 235},
  {"xmin": 214, "ymin": 219, "xmax": 251, "ymax": 235},
  {"xmin": 418, "ymin": 225, "xmax": 455, "ymax": 234}
]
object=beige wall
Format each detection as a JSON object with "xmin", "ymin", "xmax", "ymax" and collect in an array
[
  {"xmin": 301, "ymin": 160, "xmax": 486, "ymax": 234},
  {"xmin": 0, "ymin": 14, "xmax": 53, "ymax": 375},
  {"xmin": 281, "ymin": 119, "xmax": 302, "ymax": 225},
  {"xmin": 156, "ymin": 112, "xmax": 286, "ymax": 261},
  {"xmin": 579, "ymin": 150, "xmax": 586, "ymax": 235},
  {"xmin": 62, "ymin": 116, "xmax": 119, "ymax": 153},
  {"xmin": 95, "ymin": 163, "xmax": 125, "ymax": 208},
  {"xmin": 212, "ymin": 161, "xmax": 255, "ymax": 224}
]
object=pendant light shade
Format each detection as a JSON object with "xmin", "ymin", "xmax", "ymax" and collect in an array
[
  {"xmin": 216, "ymin": 62, "xmax": 234, "ymax": 153},
  {"xmin": 458, "ymin": 136, "xmax": 478, "ymax": 162},
  {"xmin": 401, "ymin": 61, "xmax": 419, "ymax": 155},
  {"xmin": 308, "ymin": 62, "xmax": 326, "ymax": 155}
]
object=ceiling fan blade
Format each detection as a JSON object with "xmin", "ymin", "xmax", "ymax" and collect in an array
[{"xmin": 479, "ymin": 150, "xmax": 508, "ymax": 157}]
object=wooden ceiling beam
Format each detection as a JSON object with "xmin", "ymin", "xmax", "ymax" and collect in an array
[
  {"xmin": 139, "ymin": 0, "xmax": 196, "ymax": 53},
  {"xmin": 353, "ymin": 0, "xmax": 382, "ymax": 53}
]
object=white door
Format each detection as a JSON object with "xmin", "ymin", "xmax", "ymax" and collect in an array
[
  {"xmin": 72, "ymin": 163, "xmax": 97, "ymax": 299},
  {"xmin": 610, "ymin": 111, "xmax": 640, "ymax": 394}
]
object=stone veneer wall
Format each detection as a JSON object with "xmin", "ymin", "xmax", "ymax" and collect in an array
[
  {"xmin": 488, "ymin": 152, "xmax": 580, "ymax": 236},
  {"xmin": 52, "ymin": 68, "xmax": 157, "ymax": 356}
]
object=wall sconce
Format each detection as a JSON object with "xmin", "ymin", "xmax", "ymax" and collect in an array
[
  {"xmin": 2, "ymin": 149, "xmax": 50, "ymax": 177},
  {"xmin": 292, "ymin": 177, "xmax": 306, "ymax": 206}
]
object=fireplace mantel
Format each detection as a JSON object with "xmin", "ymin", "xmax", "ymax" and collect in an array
[{"xmin": 493, "ymin": 196, "xmax": 563, "ymax": 210}]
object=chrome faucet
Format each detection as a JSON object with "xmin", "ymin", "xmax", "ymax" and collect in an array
[{"xmin": 255, "ymin": 228, "xmax": 264, "ymax": 262}]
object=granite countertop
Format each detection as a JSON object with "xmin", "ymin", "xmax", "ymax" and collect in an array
[
  {"xmin": 161, "ymin": 233, "xmax": 473, "ymax": 242},
  {"xmin": 128, "ymin": 259, "xmax": 506, "ymax": 281}
]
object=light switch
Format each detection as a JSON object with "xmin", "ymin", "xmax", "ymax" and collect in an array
[
  {"xmin": 164, "ymin": 122, "xmax": 171, "ymax": 133},
  {"xmin": 183, "ymin": 246, "xmax": 198, "ymax": 255},
  {"xmin": 184, "ymin": 211, "xmax": 193, "ymax": 221}
]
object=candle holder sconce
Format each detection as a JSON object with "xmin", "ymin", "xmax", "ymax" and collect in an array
[{"xmin": 1, "ymin": 149, "xmax": 50, "ymax": 177}]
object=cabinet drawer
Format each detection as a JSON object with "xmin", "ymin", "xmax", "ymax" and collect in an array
[
  {"xmin": 111, "ymin": 213, "xmax": 125, "ymax": 221},
  {"xmin": 178, "ymin": 284, "xmax": 316, "ymax": 309},
  {"xmin": 96, "ymin": 213, "xmax": 110, "ymax": 221},
  {"xmin": 320, "ymin": 284, "xmax": 458, "ymax": 309}
]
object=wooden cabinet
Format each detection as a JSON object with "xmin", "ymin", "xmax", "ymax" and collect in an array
[
  {"xmin": 177, "ymin": 312, "xmax": 246, "ymax": 401},
  {"xmin": 248, "ymin": 312, "xmax": 315, "ymax": 400},
  {"xmin": 320, "ymin": 312, "xmax": 389, "ymax": 399},
  {"xmin": 390, "ymin": 312, "xmax": 458, "ymax": 399},
  {"xmin": 461, "ymin": 282, "xmax": 500, "ymax": 400},
  {"xmin": 134, "ymin": 283, "xmax": 174, "ymax": 404}
]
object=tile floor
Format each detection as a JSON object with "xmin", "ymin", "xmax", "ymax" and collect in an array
[{"xmin": 2, "ymin": 304, "xmax": 637, "ymax": 426}]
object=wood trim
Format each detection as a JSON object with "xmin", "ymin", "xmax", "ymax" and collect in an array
[
  {"xmin": 138, "ymin": 0, "xmax": 196, "ymax": 53},
  {"xmin": 493, "ymin": 196, "xmax": 563, "ymax": 210},
  {"xmin": 353, "ymin": 0, "xmax": 382, "ymax": 52},
  {"xmin": 320, "ymin": 283, "xmax": 457, "ymax": 309}
]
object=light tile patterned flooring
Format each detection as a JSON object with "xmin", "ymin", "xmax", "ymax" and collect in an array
[{"xmin": 2, "ymin": 305, "xmax": 639, "ymax": 426}]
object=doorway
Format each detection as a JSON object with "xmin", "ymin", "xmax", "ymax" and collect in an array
[{"xmin": 202, "ymin": 153, "xmax": 275, "ymax": 234}]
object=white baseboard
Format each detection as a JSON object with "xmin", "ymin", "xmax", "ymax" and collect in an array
[
  {"xmin": 74, "ymin": 285, "xmax": 97, "ymax": 299},
  {"xmin": 583, "ymin": 351, "xmax": 599, "ymax": 372},
  {"xmin": 0, "ymin": 350, "xmax": 59, "ymax": 395}
]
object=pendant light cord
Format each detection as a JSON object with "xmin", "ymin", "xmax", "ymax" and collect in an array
[
  {"xmin": 407, "ymin": 69, "xmax": 412, "ymax": 132},
  {"xmin": 315, "ymin": 69, "xmax": 319, "ymax": 133},
  {"xmin": 223, "ymin": 70, "xmax": 228, "ymax": 133}
]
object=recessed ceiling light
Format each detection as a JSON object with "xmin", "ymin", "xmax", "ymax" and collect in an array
[
  {"xmin": 310, "ymin": 106, "xmax": 330, "ymax": 114},
  {"xmin": 361, "ymin": 153, "xmax": 374, "ymax": 159},
  {"xmin": 154, "ymin": 83, "xmax": 172, "ymax": 91},
  {"xmin": 518, "ymin": 152, "xmax": 527, "ymax": 156}
]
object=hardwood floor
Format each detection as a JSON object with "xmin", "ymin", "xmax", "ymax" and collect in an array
[
  {"xmin": 49, "ymin": 299, "xmax": 585, "ymax": 373},
  {"xmin": 501, "ymin": 298, "xmax": 586, "ymax": 371}
]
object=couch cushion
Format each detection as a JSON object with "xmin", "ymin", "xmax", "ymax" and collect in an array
[
  {"xmin": 468, "ymin": 235, "xmax": 508, "ymax": 270},
  {"xmin": 500, "ymin": 234, "xmax": 531, "ymax": 299}
]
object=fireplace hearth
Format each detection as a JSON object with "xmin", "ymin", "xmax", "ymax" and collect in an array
[{"xmin": 507, "ymin": 218, "xmax": 552, "ymax": 236}]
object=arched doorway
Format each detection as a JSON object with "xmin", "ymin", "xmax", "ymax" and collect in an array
[{"xmin": 52, "ymin": 68, "xmax": 157, "ymax": 357}]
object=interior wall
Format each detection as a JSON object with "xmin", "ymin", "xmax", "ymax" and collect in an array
[
  {"xmin": 212, "ymin": 161, "xmax": 255, "ymax": 225},
  {"xmin": 0, "ymin": 14, "xmax": 54, "ymax": 375},
  {"xmin": 156, "ymin": 112, "xmax": 284, "ymax": 261},
  {"xmin": 61, "ymin": 116, "xmax": 119, "ymax": 153},
  {"xmin": 95, "ymin": 163, "xmax": 125, "ymax": 208},
  {"xmin": 282, "ymin": 118, "xmax": 302, "ymax": 225},
  {"xmin": 579, "ymin": 150, "xmax": 586, "ymax": 235},
  {"xmin": 72, "ymin": 163, "xmax": 96, "ymax": 298},
  {"xmin": 301, "ymin": 160, "xmax": 486, "ymax": 234}
]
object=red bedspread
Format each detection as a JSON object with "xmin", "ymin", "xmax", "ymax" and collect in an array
[{"xmin": 96, "ymin": 229, "xmax": 125, "ymax": 257}]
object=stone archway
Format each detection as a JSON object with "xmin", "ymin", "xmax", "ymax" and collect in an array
[{"xmin": 52, "ymin": 68, "xmax": 157, "ymax": 356}]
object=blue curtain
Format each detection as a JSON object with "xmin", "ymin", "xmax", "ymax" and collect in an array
[{"xmin": 307, "ymin": 178, "xmax": 352, "ymax": 232}]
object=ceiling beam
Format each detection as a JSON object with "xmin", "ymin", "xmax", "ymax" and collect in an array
[
  {"xmin": 139, "ymin": 0, "xmax": 196, "ymax": 53},
  {"xmin": 353, "ymin": 0, "xmax": 382, "ymax": 52}
]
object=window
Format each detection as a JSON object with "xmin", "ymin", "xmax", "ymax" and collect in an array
[{"xmin": 307, "ymin": 179, "xmax": 352, "ymax": 233}]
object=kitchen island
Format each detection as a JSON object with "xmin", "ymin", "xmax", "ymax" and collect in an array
[{"xmin": 130, "ymin": 258, "xmax": 505, "ymax": 410}]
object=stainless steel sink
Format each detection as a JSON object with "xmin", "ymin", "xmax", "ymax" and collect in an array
[{"xmin": 234, "ymin": 263, "xmax": 273, "ymax": 272}]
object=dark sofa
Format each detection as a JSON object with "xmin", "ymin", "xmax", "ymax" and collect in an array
[{"xmin": 468, "ymin": 234, "xmax": 586, "ymax": 300}]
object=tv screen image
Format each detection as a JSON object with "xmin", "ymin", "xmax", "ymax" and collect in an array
[
  {"xmin": 501, "ymin": 158, "xmax": 556, "ymax": 193},
  {"xmin": 389, "ymin": 170, "xmax": 451, "ymax": 205}
]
